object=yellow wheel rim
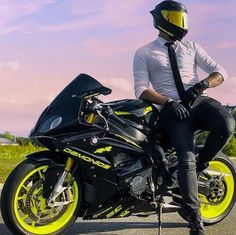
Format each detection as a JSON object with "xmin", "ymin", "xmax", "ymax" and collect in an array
[
  {"xmin": 199, "ymin": 160, "xmax": 235, "ymax": 222},
  {"xmin": 13, "ymin": 165, "xmax": 79, "ymax": 235}
]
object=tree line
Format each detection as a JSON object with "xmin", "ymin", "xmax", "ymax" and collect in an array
[{"xmin": 0, "ymin": 131, "xmax": 32, "ymax": 146}]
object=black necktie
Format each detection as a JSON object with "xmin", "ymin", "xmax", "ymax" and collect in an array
[{"xmin": 165, "ymin": 42, "xmax": 189, "ymax": 108}]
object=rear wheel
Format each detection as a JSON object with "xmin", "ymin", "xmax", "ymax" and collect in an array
[
  {"xmin": 1, "ymin": 159, "xmax": 81, "ymax": 235},
  {"xmin": 173, "ymin": 152, "xmax": 236, "ymax": 225}
]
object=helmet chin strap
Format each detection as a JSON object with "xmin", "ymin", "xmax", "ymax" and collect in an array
[
  {"xmin": 159, "ymin": 31, "xmax": 179, "ymax": 42},
  {"xmin": 159, "ymin": 29, "xmax": 183, "ymax": 41}
]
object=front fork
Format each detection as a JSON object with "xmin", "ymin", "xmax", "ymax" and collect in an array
[
  {"xmin": 47, "ymin": 113, "xmax": 96, "ymax": 207},
  {"xmin": 48, "ymin": 157, "xmax": 74, "ymax": 207}
]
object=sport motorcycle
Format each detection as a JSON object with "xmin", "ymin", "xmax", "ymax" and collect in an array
[{"xmin": 1, "ymin": 73, "xmax": 236, "ymax": 235}]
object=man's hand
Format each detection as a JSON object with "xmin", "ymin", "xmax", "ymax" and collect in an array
[
  {"xmin": 163, "ymin": 100, "xmax": 190, "ymax": 120},
  {"xmin": 186, "ymin": 80, "xmax": 209, "ymax": 104}
]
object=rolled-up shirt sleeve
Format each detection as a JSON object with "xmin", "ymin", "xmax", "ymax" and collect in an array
[
  {"xmin": 194, "ymin": 42, "xmax": 228, "ymax": 80},
  {"xmin": 133, "ymin": 48, "xmax": 150, "ymax": 98}
]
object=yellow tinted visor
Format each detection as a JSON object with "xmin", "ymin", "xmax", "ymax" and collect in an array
[{"xmin": 161, "ymin": 10, "xmax": 188, "ymax": 30}]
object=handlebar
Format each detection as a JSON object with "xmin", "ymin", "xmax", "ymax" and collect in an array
[{"xmin": 89, "ymin": 101, "xmax": 128, "ymax": 128}]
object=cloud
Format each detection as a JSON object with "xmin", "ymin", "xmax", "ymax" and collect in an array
[
  {"xmin": 0, "ymin": 0, "xmax": 55, "ymax": 24},
  {"xmin": 40, "ymin": 0, "xmax": 148, "ymax": 32},
  {"xmin": 78, "ymin": 36, "xmax": 140, "ymax": 59},
  {"xmin": 0, "ymin": 0, "xmax": 55, "ymax": 35},
  {"xmin": 0, "ymin": 61, "xmax": 20, "ymax": 71},
  {"xmin": 217, "ymin": 40, "xmax": 236, "ymax": 49},
  {"xmin": 101, "ymin": 77, "xmax": 133, "ymax": 93},
  {"xmin": 98, "ymin": 77, "xmax": 134, "ymax": 101},
  {"xmin": 208, "ymin": 76, "xmax": 236, "ymax": 105},
  {"xmin": 0, "ymin": 99, "xmax": 47, "ymax": 137},
  {"xmin": 181, "ymin": 0, "xmax": 236, "ymax": 45},
  {"xmin": 0, "ymin": 25, "xmax": 27, "ymax": 36},
  {"xmin": 40, "ymin": 20, "xmax": 88, "ymax": 32}
]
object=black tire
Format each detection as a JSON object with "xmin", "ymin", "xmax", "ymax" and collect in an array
[
  {"xmin": 172, "ymin": 152, "xmax": 236, "ymax": 225},
  {"xmin": 1, "ymin": 158, "xmax": 81, "ymax": 235}
]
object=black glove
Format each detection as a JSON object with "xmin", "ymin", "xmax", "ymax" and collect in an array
[
  {"xmin": 163, "ymin": 100, "xmax": 190, "ymax": 120},
  {"xmin": 186, "ymin": 80, "xmax": 209, "ymax": 104}
]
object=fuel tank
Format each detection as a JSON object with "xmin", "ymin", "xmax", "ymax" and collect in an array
[{"xmin": 105, "ymin": 99, "xmax": 159, "ymax": 144}]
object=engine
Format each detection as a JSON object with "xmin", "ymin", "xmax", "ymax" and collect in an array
[
  {"xmin": 129, "ymin": 168, "xmax": 152, "ymax": 196},
  {"xmin": 114, "ymin": 153, "xmax": 152, "ymax": 197}
]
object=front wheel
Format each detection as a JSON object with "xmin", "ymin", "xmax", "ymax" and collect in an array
[
  {"xmin": 173, "ymin": 152, "xmax": 236, "ymax": 225},
  {"xmin": 1, "ymin": 159, "xmax": 81, "ymax": 235}
]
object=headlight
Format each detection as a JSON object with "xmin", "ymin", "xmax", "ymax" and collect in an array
[{"xmin": 39, "ymin": 116, "xmax": 62, "ymax": 133}]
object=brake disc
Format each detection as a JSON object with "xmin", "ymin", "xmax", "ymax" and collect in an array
[
  {"xmin": 25, "ymin": 179, "xmax": 67, "ymax": 225},
  {"xmin": 206, "ymin": 175, "xmax": 226, "ymax": 204}
]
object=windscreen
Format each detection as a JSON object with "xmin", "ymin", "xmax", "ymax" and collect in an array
[{"xmin": 31, "ymin": 73, "xmax": 111, "ymax": 135}]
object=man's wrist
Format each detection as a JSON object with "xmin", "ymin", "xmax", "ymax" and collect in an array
[
  {"xmin": 199, "ymin": 79, "xmax": 209, "ymax": 90},
  {"xmin": 164, "ymin": 97, "xmax": 174, "ymax": 105}
]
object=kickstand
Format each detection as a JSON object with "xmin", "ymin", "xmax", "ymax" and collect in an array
[{"xmin": 157, "ymin": 199, "xmax": 164, "ymax": 235}]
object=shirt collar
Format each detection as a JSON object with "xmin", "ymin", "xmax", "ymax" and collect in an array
[
  {"xmin": 156, "ymin": 36, "xmax": 168, "ymax": 47},
  {"xmin": 156, "ymin": 35, "xmax": 178, "ymax": 47}
]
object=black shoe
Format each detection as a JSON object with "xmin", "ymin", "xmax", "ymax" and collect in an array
[{"xmin": 187, "ymin": 213, "xmax": 205, "ymax": 235}]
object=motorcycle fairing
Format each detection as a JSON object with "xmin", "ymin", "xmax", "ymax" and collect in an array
[
  {"xmin": 30, "ymin": 73, "xmax": 111, "ymax": 137},
  {"xmin": 84, "ymin": 196, "xmax": 134, "ymax": 220},
  {"xmin": 84, "ymin": 197, "xmax": 156, "ymax": 220}
]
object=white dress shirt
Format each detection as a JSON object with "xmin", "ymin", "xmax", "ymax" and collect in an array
[{"xmin": 133, "ymin": 36, "xmax": 228, "ymax": 100}]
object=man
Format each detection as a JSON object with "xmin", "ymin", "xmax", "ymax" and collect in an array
[{"xmin": 133, "ymin": 1, "xmax": 235, "ymax": 235}]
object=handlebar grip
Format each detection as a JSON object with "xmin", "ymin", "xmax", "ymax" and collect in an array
[{"xmin": 109, "ymin": 114, "xmax": 129, "ymax": 128}]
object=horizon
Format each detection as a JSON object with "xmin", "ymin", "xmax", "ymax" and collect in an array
[{"xmin": 0, "ymin": 0, "xmax": 236, "ymax": 137}]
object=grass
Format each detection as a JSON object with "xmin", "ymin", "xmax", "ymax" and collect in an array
[
  {"xmin": 0, "ymin": 144, "xmax": 45, "ymax": 183},
  {"xmin": 0, "ymin": 138, "xmax": 236, "ymax": 184}
]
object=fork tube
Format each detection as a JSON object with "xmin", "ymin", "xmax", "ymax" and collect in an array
[
  {"xmin": 48, "ymin": 157, "xmax": 74, "ymax": 206},
  {"xmin": 86, "ymin": 113, "xmax": 96, "ymax": 124},
  {"xmin": 65, "ymin": 157, "xmax": 74, "ymax": 172}
]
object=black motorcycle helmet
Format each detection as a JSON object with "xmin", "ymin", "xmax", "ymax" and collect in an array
[{"xmin": 150, "ymin": 1, "xmax": 188, "ymax": 41}]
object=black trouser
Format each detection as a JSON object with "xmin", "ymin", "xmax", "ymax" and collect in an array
[{"xmin": 159, "ymin": 96, "xmax": 235, "ymax": 214}]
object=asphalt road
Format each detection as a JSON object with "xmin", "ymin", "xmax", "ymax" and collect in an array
[{"xmin": 1, "ymin": 159, "xmax": 236, "ymax": 235}]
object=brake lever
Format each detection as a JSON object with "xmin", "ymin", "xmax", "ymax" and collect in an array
[{"xmin": 96, "ymin": 108, "xmax": 110, "ymax": 131}]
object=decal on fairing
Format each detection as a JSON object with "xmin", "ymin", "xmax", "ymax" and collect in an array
[
  {"xmin": 106, "ymin": 205, "xmax": 123, "ymax": 218},
  {"xmin": 94, "ymin": 146, "xmax": 112, "ymax": 154},
  {"xmin": 63, "ymin": 148, "xmax": 111, "ymax": 169},
  {"xmin": 92, "ymin": 207, "xmax": 113, "ymax": 219},
  {"xmin": 119, "ymin": 210, "xmax": 131, "ymax": 217}
]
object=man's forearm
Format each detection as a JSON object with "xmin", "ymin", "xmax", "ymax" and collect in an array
[
  {"xmin": 206, "ymin": 72, "xmax": 224, "ymax": 88},
  {"xmin": 139, "ymin": 88, "xmax": 168, "ymax": 105}
]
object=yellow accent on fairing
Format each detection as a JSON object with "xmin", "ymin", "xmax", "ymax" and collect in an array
[
  {"xmin": 161, "ymin": 10, "xmax": 188, "ymax": 30},
  {"xmin": 94, "ymin": 146, "xmax": 112, "ymax": 154},
  {"xmin": 115, "ymin": 134, "xmax": 141, "ymax": 148},
  {"xmin": 144, "ymin": 106, "xmax": 153, "ymax": 115},
  {"xmin": 92, "ymin": 207, "xmax": 113, "ymax": 219},
  {"xmin": 199, "ymin": 160, "xmax": 235, "ymax": 221},
  {"xmin": 119, "ymin": 210, "xmax": 131, "ymax": 217},
  {"xmin": 85, "ymin": 93, "xmax": 100, "ymax": 99},
  {"xmin": 13, "ymin": 165, "xmax": 79, "ymax": 234},
  {"xmin": 106, "ymin": 205, "xmax": 123, "ymax": 218},
  {"xmin": 114, "ymin": 111, "xmax": 131, "ymax": 115}
]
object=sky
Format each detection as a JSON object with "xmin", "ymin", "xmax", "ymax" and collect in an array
[{"xmin": 0, "ymin": 0, "xmax": 235, "ymax": 137}]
